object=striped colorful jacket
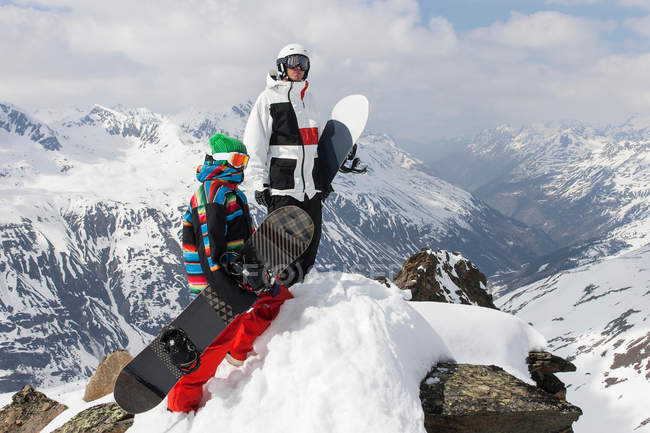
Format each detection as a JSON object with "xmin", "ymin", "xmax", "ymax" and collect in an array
[{"xmin": 182, "ymin": 156, "xmax": 256, "ymax": 304}]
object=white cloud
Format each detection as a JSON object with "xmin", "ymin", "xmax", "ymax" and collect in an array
[
  {"xmin": 0, "ymin": 0, "xmax": 459, "ymax": 117},
  {"xmin": 468, "ymin": 11, "xmax": 611, "ymax": 51},
  {"xmin": 1, "ymin": 1, "xmax": 650, "ymax": 143}
]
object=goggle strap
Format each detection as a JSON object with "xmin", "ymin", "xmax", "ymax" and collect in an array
[{"xmin": 211, "ymin": 152, "xmax": 236, "ymax": 160}]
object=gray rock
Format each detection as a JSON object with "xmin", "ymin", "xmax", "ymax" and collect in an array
[
  {"xmin": 527, "ymin": 351, "xmax": 577, "ymax": 399},
  {"xmin": 0, "ymin": 385, "xmax": 67, "ymax": 433},
  {"xmin": 420, "ymin": 363, "xmax": 582, "ymax": 433},
  {"xmin": 53, "ymin": 402, "xmax": 133, "ymax": 433}
]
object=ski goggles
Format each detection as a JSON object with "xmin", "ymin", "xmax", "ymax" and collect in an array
[
  {"xmin": 284, "ymin": 54, "xmax": 310, "ymax": 71},
  {"xmin": 212, "ymin": 152, "xmax": 249, "ymax": 169}
]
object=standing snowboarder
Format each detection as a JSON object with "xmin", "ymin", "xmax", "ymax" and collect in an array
[
  {"xmin": 243, "ymin": 43, "xmax": 323, "ymax": 287},
  {"xmin": 167, "ymin": 134, "xmax": 293, "ymax": 413}
]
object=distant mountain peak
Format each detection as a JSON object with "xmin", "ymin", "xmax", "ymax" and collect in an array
[
  {"xmin": 171, "ymin": 103, "xmax": 253, "ymax": 141},
  {"xmin": 61, "ymin": 104, "xmax": 166, "ymax": 144},
  {"xmin": 618, "ymin": 113, "xmax": 650, "ymax": 131},
  {"xmin": 0, "ymin": 102, "xmax": 62, "ymax": 151},
  {"xmin": 231, "ymin": 101, "xmax": 253, "ymax": 118}
]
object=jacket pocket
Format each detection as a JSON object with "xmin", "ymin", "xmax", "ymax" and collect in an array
[{"xmin": 269, "ymin": 157, "xmax": 297, "ymax": 190}]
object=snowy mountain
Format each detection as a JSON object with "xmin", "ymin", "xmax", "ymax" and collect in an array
[
  {"xmin": 170, "ymin": 102, "xmax": 253, "ymax": 141},
  {"xmin": 496, "ymin": 243, "xmax": 650, "ymax": 433},
  {"xmin": 427, "ymin": 120, "xmax": 650, "ymax": 292},
  {"xmin": 0, "ymin": 103, "xmax": 553, "ymax": 393},
  {"xmin": 316, "ymin": 133, "xmax": 555, "ymax": 278},
  {"xmin": 0, "ymin": 102, "xmax": 62, "ymax": 152}
]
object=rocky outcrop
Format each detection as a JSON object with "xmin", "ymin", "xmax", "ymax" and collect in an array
[
  {"xmin": 83, "ymin": 351, "xmax": 133, "ymax": 402},
  {"xmin": 52, "ymin": 403, "xmax": 133, "ymax": 433},
  {"xmin": 0, "ymin": 385, "xmax": 67, "ymax": 433},
  {"xmin": 527, "ymin": 351, "xmax": 577, "ymax": 400},
  {"xmin": 396, "ymin": 250, "xmax": 581, "ymax": 430},
  {"xmin": 420, "ymin": 363, "xmax": 582, "ymax": 433},
  {"xmin": 393, "ymin": 248, "xmax": 496, "ymax": 308}
]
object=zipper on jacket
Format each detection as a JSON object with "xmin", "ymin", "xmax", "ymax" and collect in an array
[{"xmin": 289, "ymin": 82, "xmax": 307, "ymax": 193}]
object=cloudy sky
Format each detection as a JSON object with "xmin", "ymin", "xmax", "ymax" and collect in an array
[{"xmin": 2, "ymin": 0, "xmax": 650, "ymax": 146}]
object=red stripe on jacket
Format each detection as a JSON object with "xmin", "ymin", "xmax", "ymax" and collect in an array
[{"xmin": 300, "ymin": 127, "xmax": 318, "ymax": 145}]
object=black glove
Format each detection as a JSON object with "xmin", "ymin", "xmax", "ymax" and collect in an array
[
  {"xmin": 321, "ymin": 184, "xmax": 334, "ymax": 201},
  {"xmin": 255, "ymin": 189, "xmax": 271, "ymax": 208}
]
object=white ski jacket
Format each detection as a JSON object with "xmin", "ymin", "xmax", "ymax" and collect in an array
[{"xmin": 243, "ymin": 72, "xmax": 322, "ymax": 200}]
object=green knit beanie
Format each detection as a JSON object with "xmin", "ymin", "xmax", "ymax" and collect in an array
[{"xmin": 209, "ymin": 134, "xmax": 247, "ymax": 155}]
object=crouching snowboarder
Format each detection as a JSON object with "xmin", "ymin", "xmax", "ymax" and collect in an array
[{"xmin": 167, "ymin": 133, "xmax": 292, "ymax": 413}]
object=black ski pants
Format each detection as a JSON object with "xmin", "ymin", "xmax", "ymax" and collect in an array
[{"xmin": 267, "ymin": 193, "xmax": 323, "ymax": 288}]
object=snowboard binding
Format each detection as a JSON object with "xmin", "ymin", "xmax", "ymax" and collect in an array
[
  {"xmin": 159, "ymin": 327, "xmax": 200, "ymax": 374},
  {"xmin": 221, "ymin": 251, "xmax": 274, "ymax": 294},
  {"xmin": 339, "ymin": 143, "xmax": 367, "ymax": 174}
]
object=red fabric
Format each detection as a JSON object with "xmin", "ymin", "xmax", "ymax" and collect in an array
[
  {"xmin": 300, "ymin": 127, "xmax": 319, "ymax": 145},
  {"xmin": 167, "ymin": 286, "xmax": 293, "ymax": 412},
  {"xmin": 300, "ymin": 80, "xmax": 309, "ymax": 101}
]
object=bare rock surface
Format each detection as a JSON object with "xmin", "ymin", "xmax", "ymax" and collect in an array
[
  {"xmin": 83, "ymin": 350, "xmax": 133, "ymax": 402},
  {"xmin": 52, "ymin": 402, "xmax": 134, "ymax": 433},
  {"xmin": 0, "ymin": 385, "xmax": 67, "ymax": 433},
  {"xmin": 420, "ymin": 363, "xmax": 582, "ymax": 433},
  {"xmin": 527, "ymin": 351, "xmax": 577, "ymax": 399}
]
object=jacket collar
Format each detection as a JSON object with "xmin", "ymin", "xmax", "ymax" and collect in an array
[{"xmin": 266, "ymin": 72, "xmax": 309, "ymax": 98}]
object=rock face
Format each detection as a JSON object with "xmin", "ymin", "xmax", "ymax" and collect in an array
[
  {"xmin": 393, "ymin": 249, "xmax": 497, "ymax": 308},
  {"xmin": 0, "ymin": 385, "xmax": 67, "ymax": 433},
  {"xmin": 527, "ymin": 351, "xmax": 577, "ymax": 400},
  {"xmin": 420, "ymin": 363, "xmax": 582, "ymax": 433},
  {"xmin": 83, "ymin": 351, "xmax": 133, "ymax": 402},
  {"xmin": 52, "ymin": 403, "xmax": 133, "ymax": 433}
]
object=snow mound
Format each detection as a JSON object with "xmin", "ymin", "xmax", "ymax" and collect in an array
[{"xmin": 125, "ymin": 272, "xmax": 545, "ymax": 433}]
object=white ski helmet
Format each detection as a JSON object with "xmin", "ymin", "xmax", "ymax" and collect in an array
[{"xmin": 276, "ymin": 43, "xmax": 310, "ymax": 80}]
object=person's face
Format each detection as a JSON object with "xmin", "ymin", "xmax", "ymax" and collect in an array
[{"xmin": 286, "ymin": 66, "xmax": 305, "ymax": 82}]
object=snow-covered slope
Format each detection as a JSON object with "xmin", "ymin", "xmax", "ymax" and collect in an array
[
  {"xmin": 496, "ymin": 244, "xmax": 650, "ymax": 433},
  {"xmin": 1, "ymin": 272, "xmax": 546, "ymax": 433},
  {"xmin": 0, "ymin": 103, "xmax": 553, "ymax": 392}
]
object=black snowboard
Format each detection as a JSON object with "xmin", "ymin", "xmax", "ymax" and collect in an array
[
  {"xmin": 114, "ymin": 205, "xmax": 314, "ymax": 414},
  {"xmin": 317, "ymin": 94, "xmax": 369, "ymax": 188}
]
